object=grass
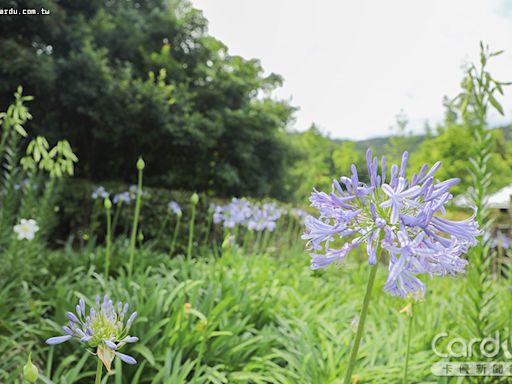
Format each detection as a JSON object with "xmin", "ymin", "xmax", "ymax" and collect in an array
[{"xmin": 2, "ymin": 237, "xmax": 506, "ymax": 383}]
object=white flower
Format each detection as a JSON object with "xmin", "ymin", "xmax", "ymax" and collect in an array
[{"xmin": 14, "ymin": 218, "xmax": 39, "ymax": 240}]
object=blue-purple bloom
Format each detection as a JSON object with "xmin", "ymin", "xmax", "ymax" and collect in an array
[
  {"xmin": 291, "ymin": 208, "xmax": 307, "ymax": 219},
  {"xmin": 302, "ymin": 148, "xmax": 480, "ymax": 298},
  {"xmin": 213, "ymin": 199, "xmax": 283, "ymax": 232},
  {"xmin": 214, "ymin": 198, "xmax": 252, "ymax": 228},
  {"xmin": 113, "ymin": 191, "xmax": 131, "ymax": 205},
  {"xmin": 488, "ymin": 230, "xmax": 511, "ymax": 249},
  {"xmin": 92, "ymin": 186, "xmax": 109, "ymax": 200},
  {"xmin": 46, "ymin": 295, "xmax": 138, "ymax": 371},
  {"xmin": 168, "ymin": 201, "xmax": 182, "ymax": 216}
]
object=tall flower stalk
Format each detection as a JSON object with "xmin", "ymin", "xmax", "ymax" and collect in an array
[
  {"xmin": 343, "ymin": 244, "xmax": 380, "ymax": 384},
  {"xmin": 400, "ymin": 302, "xmax": 414, "ymax": 384},
  {"xmin": 187, "ymin": 193, "xmax": 199, "ymax": 261},
  {"xmin": 455, "ymin": 44, "xmax": 509, "ymax": 348},
  {"xmin": 104, "ymin": 198, "xmax": 112, "ymax": 279},
  {"xmin": 302, "ymin": 148, "xmax": 480, "ymax": 381},
  {"xmin": 128, "ymin": 157, "xmax": 144, "ymax": 278},
  {"xmin": 168, "ymin": 201, "xmax": 182, "ymax": 255}
]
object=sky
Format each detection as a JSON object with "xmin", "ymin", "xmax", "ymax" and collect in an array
[{"xmin": 191, "ymin": 0, "xmax": 512, "ymax": 140}]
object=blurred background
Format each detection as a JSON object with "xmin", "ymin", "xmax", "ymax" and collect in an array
[{"xmin": 1, "ymin": 0, "xmax": 511, "ymax": 207}]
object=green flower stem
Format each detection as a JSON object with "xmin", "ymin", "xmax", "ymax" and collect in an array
[
  {"xmin": 343, "ymin": 251, "xmax": 380, "ymax": 384},
  {"xmin": 115, "ymin": 356, "xmax": 122, "ymax": 384},
  {"xmin": 187, "ymin": 205, "xmax": 196, "ymax": 261},
  {"xmin": 95, "ymin": 359, "xmax": 103, "ymax": 384},
  {"xmin": 203, "ymin": 210, "xmax": 213, "ymax": 244},
  {"xmin": 111, "ymin": 202, "xmax": 123, "ymax": 235},
  {"xmin": 128, "ymin": 166, "xmax": 143, "ymax": 278},
  {"xmin": 403, "ymin": 311, "xmax": 413, "ymax": 384},
  {"xmin": 170, "ymin": 216, "xmax": 181, "ymax": 256},
  {"xmin": 155, "ymin": 212, "xmax": 170, "ymax": 244},
  {"xmin": 105, "ymin": 204, "xmax": 112, "ymax": 279}
]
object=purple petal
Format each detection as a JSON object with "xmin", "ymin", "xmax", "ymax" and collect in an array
[
  {"xmin": 46, "ymin": 335, "xmax": 72, "ymax": 345},
  {"xmin": 104, "ymin": 340, "xmax": 117, "ymax": 350},
  {"xmin": 67, "ymin": 312, "xmax": 80, "ymax": 324},
  {"xmin": 116, "ymin": 352, "xmax": 137, "ymax": 364}
]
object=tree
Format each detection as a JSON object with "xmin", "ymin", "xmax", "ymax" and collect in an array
[{"xmin": 0, "ymin": 0, "xmax": 295, "ymax": 198}]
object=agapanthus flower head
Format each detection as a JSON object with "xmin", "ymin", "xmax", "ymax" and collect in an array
[
  {"xmin": 291, "ymin": 208, "xmax": 307, "ymax": 219},
  {"xmin": 46, "ymin": 295, "xmax": 138, "ymax": 372},
  {"xmin": 113, "ymin": 191, "xmax": 131, "ymax": 205},
  {"xmin": 215, "ymin": 198, "xmax": 252, "ymax": 228},
  {"xmin": 168, "ymin": 201, "xmax": 182, "ymax": 216},
  {"xmin": 489, "ymin": 230, "xmax": 511, "ymax": 249},
  {"xmin": 128, "ymin": 185, "xmax": 148, "ymax": 199},
  {"xmin": 92, "ymin": 186, "xmax": 109, "ymax": 200},
  {"xmin": 302, "ymin": 148, "xmax": 480, "ymax": 298},
  {"xmin": 262, "ymin": 203, "xmax": 282, "ymax": 221},
  {"xmin": 247, "ymin": 207, "xmax": 277, "ymax": 232},
  {"xmin": 14, "ymin": 218, "xmax": 39, "ymax": 240}
]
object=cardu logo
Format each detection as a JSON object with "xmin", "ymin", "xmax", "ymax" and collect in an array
[{"xmin": 431, "ymin": 332, "xmax": 512, "ymax": 377}]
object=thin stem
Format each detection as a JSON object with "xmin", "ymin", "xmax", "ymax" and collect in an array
[
  {"xmin": 403, "ymin": 312, "xmax": 413, "ymax": 384},
  {"xmin": 95, "ymin": 358, "xmax": 103, "ymax": 384},
  {"xmin": 105, "ymin": 204, "xmax": 112, "ymax": 279},
  {"xmin": 111, "ymin": 201, "xmax": 122, "ymax": 235},
  {"xmin": 155, "ymin": 212, "xmax": 170, "ymax": 244},
  {"xmin": 343, "ymin": 255, "xmax": 380, "ymax": 384},
  {"xmin": 128, "ymin": 167, "xmax": 143, "ymax": 278},
  {"xmin": 170, "ymin": 216, "xmax": 181, "ymax": 256},
  {"xmin": 203, "ymin": 210, "xmax": 213, "ymax": 244},
  {"xmin": 115, "ymin": 355, "xmax": 122, "ymax": 384},
  {"xmin": 187, "ymin": 205, "xmax": 196, "ymax": 261}
]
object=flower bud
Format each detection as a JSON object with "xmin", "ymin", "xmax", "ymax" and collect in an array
[
  {"xmin": 350, "ymin": 316, "xmax": 359, "ymax": 332},
  {"xmin": 104, "ymin": 198, "xmax": 112, "ymax": 210},
  {"xmin": 400, "ymin": 303, "xmax": 413, "ymax": 317},
  {"xmin": 136, "ymin": 157, "xmax": 145, "ymax": 171},
  {"xmin": 222, "ymin": 234, "xmax": 235, "ymax": 252},
  {"xmin": 23, "ymin": 353, "xmax": 38, "ymax": 383},
  {"xmin": 137, "ymin": 231, "xmax": 144, "ymax": 242},
  {"xmin": 190, "ymin": 192, "xmax": 199, "ymax": 205},
  {"xmin": 195, "ymin": 319, "xmax": 208, "ymax": 332}
]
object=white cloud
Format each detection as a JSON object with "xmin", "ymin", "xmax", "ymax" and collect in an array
[{"xmin": 191, "ymin": 0, "xmax": 512, "ymax": 140}]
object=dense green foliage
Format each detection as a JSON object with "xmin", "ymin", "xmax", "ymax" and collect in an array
[
  {"xmin": 2, "ymin": 1, "xmax": 512, "ymax": 382},
  {"xmin": 5, "ymin": 234, "xmax": 512, "ymax": 383},
  {"xmin": 0, "ymin": 0, "xmax": 294, "ymax": 198},
  {"xmin": 288, "ymin": 116, "xmax": 512, "ymax": 202}
]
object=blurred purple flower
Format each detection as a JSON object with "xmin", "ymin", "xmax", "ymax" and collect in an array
[
  {"xmin": 113, "ymin": 192, "xmax": 131, "ymax": 205},
  {"xmin": 92, "ymin": 186, "xmax": 109, "ymax": 200},
  {"xmin": 168, "ymin": 201, "xmax": 182, "ymax": 216}
]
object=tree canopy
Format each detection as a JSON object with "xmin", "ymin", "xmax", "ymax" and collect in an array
[{"xmin": 0, "ymin": 0, "xmax": 295, "ymax": 198}]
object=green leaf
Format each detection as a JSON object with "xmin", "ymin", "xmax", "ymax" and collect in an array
[
  {"xmin": 488, "ymin": 94, "xmax": 504, "ymax": 115},
  {"xmin": 131, "ymin": 345, "xmax": 156, "ymax": 367}
]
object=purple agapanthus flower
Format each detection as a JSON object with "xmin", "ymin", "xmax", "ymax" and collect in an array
[
  {"xmin": 302, "ymin": 148, "xmax": 480, "ymax": 298},
  {"xmin": 247, "ymin": 207, "xmax": 277, "ymax": 232},
  {"xmin": 46, "ymin": 295, "xmax": 138, "ymax": 371},
  {"xmin": 92, "ymin": 186, "xmax": 109, "ymax": 200},
  {"xmin": 291, "ymin": 208, "xmax": 307, "ymax": 219},
  {"xmin": 487, "ymin": 230, "xmax": 511, "ymax": 249},
  {"xmin": 113, "ymin": 191, "xmax": 131, "ymax": 205},
  {"xmin": 214, "ymin": 198, "xmax": 253, "ymax": 228},
  {"xmin": 168, "ymin": 201, "xmax": 182, "ymax": 216}
]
